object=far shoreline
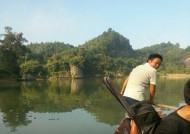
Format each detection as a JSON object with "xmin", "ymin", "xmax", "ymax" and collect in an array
[
  {"xmin": 159, "ymin": 73, "xmax": 190, "ymax": 79},
  {"xmin": 1, "ymin": 73, "xmax": 190, "ymax": 82}
]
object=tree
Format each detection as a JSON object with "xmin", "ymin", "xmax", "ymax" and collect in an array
[
  {"xmin": 0, "ymin": 26, "xmax": 28, "ymax": 76},
  {"xmin": 20, "ymin": 60, "xmax": 46, "ymax": 78}
]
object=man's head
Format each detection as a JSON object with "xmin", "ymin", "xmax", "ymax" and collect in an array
[
  {"xmin": 147, "ymin": 54, "xmax": 163, "ymax": 69},
  {"xmin": 184, "ymin": 79, "xmax": 190, "ymax": 105}
]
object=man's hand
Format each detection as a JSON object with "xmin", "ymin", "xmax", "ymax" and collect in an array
[
  {"xmin": 147, "ymin": 100, "xmax": 154, "ymax": 104},
  {"xmin": 120, "ymin": 91, "xmax": 124, "ymax": 95}
]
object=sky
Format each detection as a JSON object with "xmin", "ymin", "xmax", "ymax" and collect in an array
[{"xmin": 0, "ymin": 0, "xmax": 190, "ymax": 49}]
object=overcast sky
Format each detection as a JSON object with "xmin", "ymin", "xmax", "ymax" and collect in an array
[{"xmin": 0, "ymin": 0, "xmax": 190, "ymax": 49}]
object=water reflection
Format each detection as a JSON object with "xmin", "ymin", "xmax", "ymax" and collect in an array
[
  {"xmin": 0, "ymin": 83, "xmax": 31, "ymax": 132},
  {"xmin": 0, "ymin": 77, "xmax": 188, "ymax": 133},
  {"xmin": 71, "ymin": 79, "xmax": 83, "ymax": 93}
]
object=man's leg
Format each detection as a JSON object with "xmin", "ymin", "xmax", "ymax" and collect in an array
[{"xmin": 130, "ymin": 120, "xmax": 140, "ymax": 134}]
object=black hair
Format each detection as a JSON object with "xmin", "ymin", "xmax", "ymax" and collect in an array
[
  {"xmin": 184, "ymin": 79, "xmax": 190, "ymax": 105},
  {"xmin": 147, "ymin": 54, "xmax": 163, "ymax": 62}
]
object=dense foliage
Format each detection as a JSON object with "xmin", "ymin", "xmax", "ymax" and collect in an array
[
  {"xmin": 0, "ymin": 27, "xmax": 29, "ymax": 78},
  {"xmin": 0, "ymin": 27, "xmax": 190, "ymax": 80}
]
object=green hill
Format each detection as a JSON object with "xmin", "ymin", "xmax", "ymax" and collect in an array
[
  {"xmin": 1, "ymin": 27, "xmax": 190, "ymax": 79},
  {"xmin": 80, "ymin": 28, "xmax": 136, "ymax": 58}
]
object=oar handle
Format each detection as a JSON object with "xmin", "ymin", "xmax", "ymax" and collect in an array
[{"xmin": 153, "ymin": 103, "xmax": 178, "ymax": 110}]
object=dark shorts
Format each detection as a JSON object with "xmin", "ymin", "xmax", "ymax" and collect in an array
[
  {"xmin": 124, "ymin": 96, "xmax": 140, "ymax": 106},
  {"xmin": 123, "ymin": 96, "xmax": 140, "ymax": 118}
]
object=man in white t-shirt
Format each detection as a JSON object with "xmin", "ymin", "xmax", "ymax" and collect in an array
[{"xmin": 120, "ymin": 53, "xmax": 163, "ymax": 134}]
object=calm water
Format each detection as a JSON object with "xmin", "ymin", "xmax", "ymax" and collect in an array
[{"xmin": 0, "ymin": 77, "xmax": 188, "ymax": 134}]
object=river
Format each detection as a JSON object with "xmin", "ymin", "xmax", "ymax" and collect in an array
[{"xmin": 0, "ymin": 77, "xmax": 188, "ymax": 134}]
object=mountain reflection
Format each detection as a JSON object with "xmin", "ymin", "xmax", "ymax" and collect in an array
[{"xmin": 0, "ymin": 78, "xmax": 124, "ymax": 132}]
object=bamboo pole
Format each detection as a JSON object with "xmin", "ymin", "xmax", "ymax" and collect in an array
[{"xmin": 153, "ymin": 103, "xmax": 178, "ymax": 110}]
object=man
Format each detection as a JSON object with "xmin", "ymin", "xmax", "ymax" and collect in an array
[{"xmin": 120, "ymin": 53, "xmax": 163, "ymax": 134}]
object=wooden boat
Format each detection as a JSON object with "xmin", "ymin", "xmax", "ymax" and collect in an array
[
  {"xmin": 113, "ymin": 117, "xmax": 131, "ymax": 134},
  {"xmin": 113, "ymin": 110, "xmax": 166, "ymax": 134},
  {"xmin": 102, "ymin": 77, "xmax": 177, "ymax": 134}
]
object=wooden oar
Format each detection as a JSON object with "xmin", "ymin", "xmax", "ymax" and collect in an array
[{"xmin": 153, "ymin": 103, "xmax": 178, "ymax": 110}]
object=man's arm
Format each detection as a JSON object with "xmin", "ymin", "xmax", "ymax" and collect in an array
[
  {"xmin": 120, "ymin": 77, "xmax": 129, "ymax": 95},
  {"xmin": 148, "ymin": 84, "xmax": 156, "ymax": 104}
]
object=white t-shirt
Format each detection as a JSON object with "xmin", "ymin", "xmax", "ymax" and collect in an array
[{"xmin": 123, "ymin": 63, "xmax": 157, "ymax": 101}]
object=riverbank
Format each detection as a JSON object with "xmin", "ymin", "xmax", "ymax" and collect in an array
[
  {"xmin": 159, "ymin": 74, "xmax": 190, "ymax": 79},
  {"xmin": 1, "ymin": 73, "xmax": 190, "ymax": 82}
]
